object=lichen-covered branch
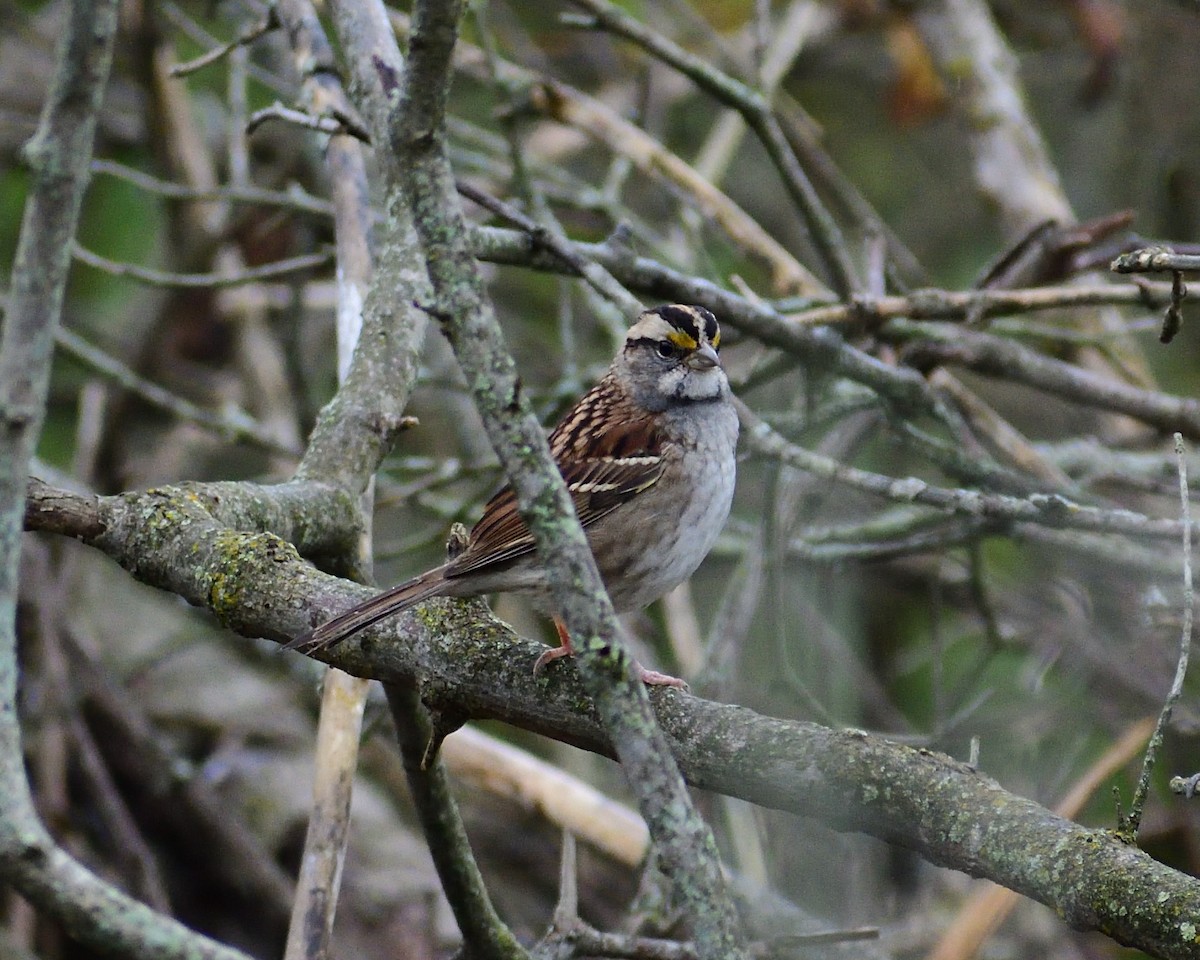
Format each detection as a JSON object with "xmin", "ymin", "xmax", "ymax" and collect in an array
[
  {"xmin": 22, "ymin": 481, "xmax": 1200, "ymax": 960},
  {"xmin": 361, "ymin": 0, "xmax": 748, "ymax": 955}
]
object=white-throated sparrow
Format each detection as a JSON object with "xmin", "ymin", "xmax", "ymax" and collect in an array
[{"xmin": 290, "ymin": 304, "xmax": 738, "ymax": 685}]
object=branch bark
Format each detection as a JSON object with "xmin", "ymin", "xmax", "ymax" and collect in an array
[
  {"xmin": 387, "ymin": 1, "xmax": 746, "ymax": 955},
  {"xmin": 22, "ymin": 479, "xmax": 1200, "ymax": 960}
]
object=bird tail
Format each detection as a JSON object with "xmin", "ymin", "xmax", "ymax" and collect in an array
[{"xmin": 286, "ymin": 565, "xmax": 450, "ymax": 655}]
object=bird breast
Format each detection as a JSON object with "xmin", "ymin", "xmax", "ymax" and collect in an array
[{"xmin": 591, "ymin": 400, "xmax": 738, "ymax": 612}]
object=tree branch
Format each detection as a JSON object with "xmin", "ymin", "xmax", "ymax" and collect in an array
[
  {"xmin": 343, "ymin": 0, "xmax": 748, "ymax": 955},
  {"xmin": 23, "ymin": 479, "xmax": 1200, "ymax": 960},
  {"xmin": 890, "ymin": 321, "xmax": 1200, "ymax": 439}
]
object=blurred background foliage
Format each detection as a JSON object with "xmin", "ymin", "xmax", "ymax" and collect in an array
[{"xmin": 3, "ymin": 0, "xmax": 1200, "ymax": 958}]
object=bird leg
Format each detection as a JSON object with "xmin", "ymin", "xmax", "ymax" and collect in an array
[
  {"xmin": 532, "ymin": 618, "xmax": 575, "ymax": 675},
  {"xmin": 534, "ymin": 618, "xmax": 687, "ymax": 689}
]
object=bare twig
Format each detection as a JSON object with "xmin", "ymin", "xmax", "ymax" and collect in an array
[
  {"xmin": 456, "ymin": 180, "xmax": 642, "ymax": 317},
  {"xmin": 315, "ymin": 0, "xmax": 529, "ymax": 956},
  {"xmin": 551, "ymin": 831, "xmax": 579, "ymax": 932},
  {"xmin": 1112, "ymin": 247, "xmax": 1200, "ymax": 274},
  {"xmin": 1162, "ymin": 270, "xmax": 1186, "ymax": 344},
  {"xmin": 739, "ymin": 400, "xmax": 1199, "ymax": 543},
  {"xmin": 788, "ymin": 282, "xmax": 1171, "ymax": 329},
  {"xmin": 159, "ymin": 1, "xmax": 291, "ymax": 95},
  {"xmin": 169, "ymin": 8, "xmax": 280, "ymax": 77},
  {"xmin": 90, "ymin": 159, "xmax": 334, "ymax": 218},
  {"xmin": 565, "ymin": 0, "xmax": 859, "ymax": 297},
  {"xmin": 524, "ymin": 78, "xmax": 823, "ymax": 297},
  {"xmin": 73, "ymin": 242, "xmax": 332, "ymax": 288},
  {"xmin": 470, "ymin": 224, "xmax": 946, "ymax": 420},
  {"xmin": 413, "ymin": 13, "xmax": 812, "ymax": 296},
  {"xmin": 691, "ymin": 2, "xmax": 825, "ymax": 187},
  {"xmin": 1122, "ymin": 436, "xmax": 1194, "ymax": 840},
  {"xmin": 55, "ymin": 326, "xmax": 302, "ymax": 457},
  {"xmin": 246, "ymin": 102, "xmax": 371, "ymax": 143},
  {"xmin": 914, "ymin": 0, "xmax": 1153, "ymax": 392},
  {"xmin": 1109, "ymin": 248, "xmax": 1193, "ymax": 344},
  {"xmin": 890, "ymin": 320, "xmax": 1200, "ymax": 439}
]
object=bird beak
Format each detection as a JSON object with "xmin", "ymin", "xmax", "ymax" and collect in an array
[{"xmin": 686, "ymin": 343, "xmax": 720, "ymax": 370}]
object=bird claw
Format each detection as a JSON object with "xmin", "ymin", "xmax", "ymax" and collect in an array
[
  {"xmin": 533, "ymin": 644, "xmax": 571, "ymax": 676},
  {"xmin": 633, "ymin": 663, "xmax": 689, "ymax": 690},
  {"xmin": 535, "ymin": 641, "xmax": 688, "ymax": 690}
]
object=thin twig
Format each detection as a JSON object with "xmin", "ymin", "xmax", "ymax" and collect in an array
[
  {"xmin": 787, "ymin": 282, "xmax": 1171, "ymax": 329},
  {"xmin": 551, "ymin": 832, "xmax": 579, "ymax": 931},
  {"xmin": 1112, "ymin": 247, "xmax": 1200, "ymax": 274},
  {"xmin": 889, "ymin": 319, "xmax": 1200, "ymax": 439},
  {"xmin": 691, "ymin": 1, "xmax": 822, "ymax": 187},
  {"xmin": 73, "ymin": 242, "xmax": 332, "ymax": 288},
  {"xmin": 456, "ymin": 180, "xmax": 642, "ymax": 317},
  {"xmin": 565, "ymin": 0, "xmax": 859, "ymax": 296},
  {"xmin": 159, "ymin": 1, "xmax": 292, "ymax": 95},
  {"xmin": 169, "ymin": 8, "xmax": 280, "ymax": 77},
  {"xmin": 1123, "ymin": 435, "xmax": 1193, "ymax": 840},
  {"xmin": 246, "ymin": 102, "xmax": 371, "ymax": 143},
  {"xmin": 524, "ymin": 77, "xmax": 823, "ymax": 297},
  {"xmin": 739, "ymin": 400, "xmax": 1200, "ymax": 543},
  {"xmin": 90, "ymin": 159, "xmax": 335, "ymax": 218},
  {"xmin": 55, "ymin": 327, "xmax": 301, "ymax": 457}
]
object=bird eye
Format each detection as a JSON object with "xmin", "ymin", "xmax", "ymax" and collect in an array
[{"xmin": 655, "ymin": 341, "xmax": 677, "ymax": 359}]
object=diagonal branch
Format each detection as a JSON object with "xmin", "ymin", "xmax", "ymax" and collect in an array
[
  {"xmin": 391, "ymin": 1, "xmax": 746, "ymax": 956},
  {"xmin": 565, "ymin": 0, "xmax": 859, "ymax": 297}
]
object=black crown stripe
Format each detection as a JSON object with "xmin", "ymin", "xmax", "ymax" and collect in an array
[{"xmin": 651, "ymin": 304, "xmax": 718, "ymax": 344}]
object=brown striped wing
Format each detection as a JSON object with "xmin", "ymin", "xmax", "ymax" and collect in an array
[{"xmin": 445, "ymin": 379, "xmax": 665, "ymax": 579}]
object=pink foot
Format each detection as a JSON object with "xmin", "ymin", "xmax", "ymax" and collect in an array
[
  {"xmin": 633, "ymin": 662, "xmax": 689, "ymax": 689},
  {"xmin": 533, "ymin": 644, "xmax": 571, "ymax": 677}
]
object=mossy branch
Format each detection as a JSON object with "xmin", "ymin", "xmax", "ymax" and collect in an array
[{"xmin": 22, "ymin": 479, "xmax": 1200, "ymax": 960}]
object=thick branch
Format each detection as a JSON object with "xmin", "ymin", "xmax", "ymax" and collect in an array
[
  {"xmin": 24, "ymin": 480, "xmax": 1200, "ymax": 960},
  {"xmin": 291, "ymin": 0, "xmax": 432, "ymax": 493}
]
